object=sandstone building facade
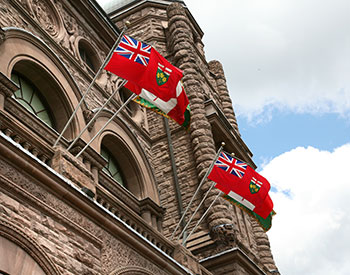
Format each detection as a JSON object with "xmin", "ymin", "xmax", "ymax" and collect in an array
[{"xmin": 0, "ymin": 0, "xmax": 279, "ymax": 274}]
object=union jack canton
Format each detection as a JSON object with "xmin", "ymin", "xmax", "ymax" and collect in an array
[
  {"xmin": 215, "ymin": 152, "xmax": 247, "ymax": 179},
  {"xmin": 115, "ymin": 35, "xmax": 152, "ymax": 66}
]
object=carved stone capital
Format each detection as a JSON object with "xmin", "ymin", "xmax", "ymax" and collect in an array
[{"xmin": 210, "ymin": 223, "xmax": 238, "ymax": 245}]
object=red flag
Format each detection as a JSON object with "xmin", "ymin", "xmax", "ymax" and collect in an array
[
  {"xmin": 126, "ymin": 81, "xmax": 190, "ymax": 126},
  {"xmin": 105, "ymin": 34, "xmax": 183, "ymax": 102},
  {"xmin": 208, "ymin": 151, "xmax": 273, "ymax": 219}
]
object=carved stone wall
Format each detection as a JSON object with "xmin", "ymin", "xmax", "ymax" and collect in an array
[{"xmin": 0, "ymin": 152, "xmax": 171, "ymax": 275}]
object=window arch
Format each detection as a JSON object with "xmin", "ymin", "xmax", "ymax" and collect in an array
[
  {"xmin": 92, "ymin": 111, "xmax": 159, "ymax": 203},
  {"xmin": 100, "ymin": 133, "xmax": 145, "ymax": 199},
  {"xmin": 11, "ymin": 72, "xmax": 54, "ymax": 128},
  {"xmin": 9, "ymin": 59, "xmax": 76, "ymax": 140}
]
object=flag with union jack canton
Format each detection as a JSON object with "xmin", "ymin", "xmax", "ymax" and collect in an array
[
  {"xmin": 115, "ymin": 35, "xmax": 151, "ymax": 66},
  {"xmin": 208, "ymin": 151, "xmax": 274, "ymax": 220},
  {"xmin": 215, "ymin": 152, "xmax": 247, "ymax": 179},
  {"xmin": 104, "ymin": 34, "xmax": 190, "ymax": 127}
]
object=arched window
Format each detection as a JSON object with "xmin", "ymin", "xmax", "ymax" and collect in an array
[
  {"xmin": 11, "ymin": 72, "xmax": 54, "ymax": 128},
  {"xmin": 8, "ymin": 59, "xmax": 76, "ymax": 140},
  {"xmin": 101, "ymin": 145, "xmax": 125, "ymax": 187},
  {"xmin": 79, "ymin": 46, "xmax": 94, "ymax": 72},
  {"xmin": 78, "ymin": 39, "xmax": 99, "ymax": 73}
]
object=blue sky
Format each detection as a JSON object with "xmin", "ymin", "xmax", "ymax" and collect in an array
[{"xmin": 239, "ymin": 112, "xmax": 350, "ymax": 169}]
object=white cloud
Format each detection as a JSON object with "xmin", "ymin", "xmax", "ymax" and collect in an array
[
  {"xmin": 185, "ymin": 0, "xmax": 350, "ymax": 120},
  {"xmin": 261, "ymin": 144, "xmax": 350, "ymax": 275}
]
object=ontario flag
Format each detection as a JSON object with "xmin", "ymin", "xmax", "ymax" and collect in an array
[
  {"xmin": 104, "ymin": 34, "xmax": 190, "ymax": 127},
  {"xmin": 208, "ymin": 151, "xmax": 275, "ymax": 231}
]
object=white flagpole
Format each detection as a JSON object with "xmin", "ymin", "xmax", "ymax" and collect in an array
[
  {"xmin": 183, "ymin": 191, "xmax": 222, "ymax": 245},
  {"xmin": 54, "ymin": 23, "xmax": 129, "ymax": 147},
  {"xmin": 176, "ymin": 172, "xmax": 218, "ymax": 242},
  {"xmin": 75, "ymin": 92, "xmax": 137, "ymax": 158},
  {"xmin": 170, "ymin": 142, "xmax": 225, "ymax": 240},
  {"xmin": 66, "ymin": 79, "xmax": 127, "ymax": 151}
]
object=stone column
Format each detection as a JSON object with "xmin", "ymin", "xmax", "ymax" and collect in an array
[
  {"xmin": 167, "ymin": 3, "xmax": 233, "ymax": 234},
  {"xmin": 252, "ymin": 219, "xmax": 279, "ymax": 272},
  {"xmin": 209, "ymin": 60, "xmax": 240, "ymax": 134}
]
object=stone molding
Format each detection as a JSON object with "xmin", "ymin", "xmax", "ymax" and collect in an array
[{"xmin": 111, "ymin": 266, "xmax": 154, "ymax": 275}]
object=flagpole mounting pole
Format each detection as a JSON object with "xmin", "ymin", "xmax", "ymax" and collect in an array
[
  {"xmin": 183, "ymin": 191, "xmax": 222, "ymax": 246},
  {"xmin": 75, "ymin": 92, "xmax": 136, "ymax": 158},
  {"xmin": 170, "ymin": 142, "xmax": 225, "ymax": 240},
  {"xmin": 66, "ymin": 79, "xmax": 127, "ymax": 152},
  {"xmin": 53, "ymin": 23, "xmax": 129, "ymax": 147}
]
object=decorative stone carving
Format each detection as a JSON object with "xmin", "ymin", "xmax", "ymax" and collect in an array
[
  {"xmin": 0, "ymin": 1, "xmax": 26, "ymax": 28},
  {"xmin": 210, "ymin": 223, "xmax": 238, "ymax": 245},
  {"xmin": 57, "ymin": 2, "xmax": 79, "ymax": 57},
  {"xmin": 83, "ymin": 108, "xmax": 96, "ymax": 130},
  {"xmin": 111, "ymin": 266, "xmax": 154, "ymax": 275},
  {"xmin": 101, "ymin": 234, "xmax": 168, "ymax": 275},
  {"xmin": 32, "ymin": 0, "xmax": 59, "ymax": 36}
]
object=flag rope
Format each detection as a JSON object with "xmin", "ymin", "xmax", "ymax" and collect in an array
[
  {"xmin": 53, "ymin": 24, "xmax": 129, "ymax": 147},
  {"xmin": 170, "ymin": 142, "xmax": 225, "ymax": 240},
  {"xmin": 67, "ymin": 79, "xmax": 127, "ymax": 151},
  {"xmin": 183, "ymin": 191, "xmax": 222, "ymax": 245},
  {"xmin": 75, "ymin": 92, "xmax": 136, "ymax": 158}
]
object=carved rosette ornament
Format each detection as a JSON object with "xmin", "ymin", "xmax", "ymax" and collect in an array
[{"xmin": 26, "ymin": 0, "xmax": 62, "ymax": 38}]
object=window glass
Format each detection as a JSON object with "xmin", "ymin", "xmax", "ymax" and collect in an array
[
  {"xmin": 79, "ymin": 46, "xmax": 95, "ymax": 72},
  {"xmin": 11, "ymin": 72, "xmax": 54, "ymax": 128},
  {"xmin": 101, "ymin": 146, "xmax": 125, "ymax": 186}
]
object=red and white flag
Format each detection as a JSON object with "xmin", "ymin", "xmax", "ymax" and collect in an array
[
  {"xmin": 208, "ymin": 151, "xmax": 274, "ymax": 219},
  {"xmin": 104, "ymin": 34, "xmax": 189, "ymax": 126}
]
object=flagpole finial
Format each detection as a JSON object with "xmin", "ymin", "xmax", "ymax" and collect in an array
[
  {"xmin": 231, "ymin": 152, "xmax": 235, "ymax": 156},
  {"xmin": 125, "ymin": 20, "xmax": 131, "ymax": 28},
  {"xmin": 221, "ymin": 142, "xmax": 225, "ymax": 147}
]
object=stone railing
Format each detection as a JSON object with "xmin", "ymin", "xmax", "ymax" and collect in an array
[
  {"xmin": 97, "ymin": 172, "xmax": 172, "ymax": 255},
  {"xmin": 0, "ymin": 107, "xmax": 55, "ymax": 165}
]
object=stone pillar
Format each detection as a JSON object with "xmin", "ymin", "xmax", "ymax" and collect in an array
[
  {"xmin": 252, "ymin": 219, "xmax": 279, "ymax": 272},
  {"xmin": 167, "ymin": 2, "xmax": 233, "ymax": 234},
  {"xmin": 209, "ymin": 60, "xmax": 240, "ymax": 134}
]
